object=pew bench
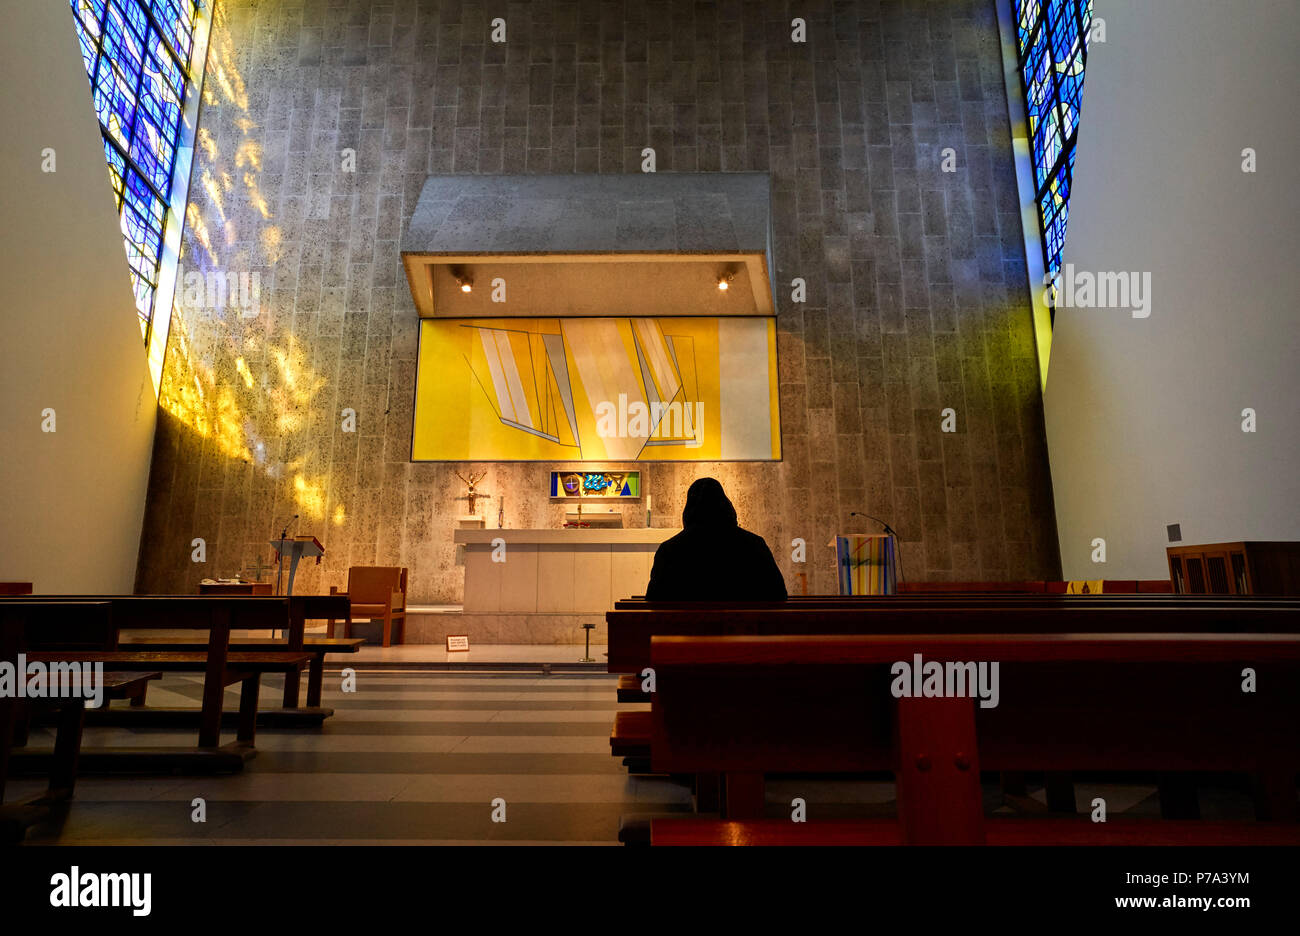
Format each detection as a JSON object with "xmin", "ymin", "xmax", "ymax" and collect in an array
[
  {"xmin": 606, "ymin": 597, "xmax": 1300, "ymax": 803},
  {"xmin": 1, "ymin": 597, "xmax": 315, "ymax": 772},
  {"xmin": 647, "ymin": 817, "xmax": 1300, "ymax": 846},
  {"xmin": 639, "ymin": 633, "xmax": 1300, "ymax": 844},
  {"xmin": 606, "ymin": 598, "xmax": 1300, "ymax": 673},
  {"xmin": 2, "ymin": 595, "xmax": 353, "ymax": 722},
  {"xmin": 3, "ymin": 672, "xmax": 161, "ymax": 795},
  {"xmin": 27, "ymin": 650, "xmax": 312, "ymax": 746},
  {"xmin": 0, "ymin": 671, "xmax": 162, "ymax": 844},
  {"xmin": 118, "ymin": 634, "xmax": 364, "ymax": 713},
  {"xmin": 610, "ymin": 711, "xmax": 652, "ymax": 759},
  {"xmin": 0, "ymin": 605, "xmax": 164, "ymax": 842},
  {"xmin": 616, "ymin": 673, "xmax": 648, "ymax": 702},
  {"xmin": 14, "ymin": 593, "xmax": 354, "ymax": 712}
]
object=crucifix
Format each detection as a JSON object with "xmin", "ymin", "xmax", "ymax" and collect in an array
[
  {"xmin": 243, "ymin": 556, "xmax": 274, "ymax": 581},
  {"xmin": 456, "ymin": 470, "xmax": 490, "ymax": 515}
]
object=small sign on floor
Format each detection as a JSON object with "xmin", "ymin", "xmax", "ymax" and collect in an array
[{"xmin": 445, "ymin": 634, "xmax": 470, "ymax": 652}]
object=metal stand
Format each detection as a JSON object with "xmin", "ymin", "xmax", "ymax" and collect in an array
[
  {"xmin": 275, "ymin": 534, "xmax": 286, "ymax": 596},
  {"xmin": 580, "ymin": 622, "xmax": 596, "ymax": 663}
]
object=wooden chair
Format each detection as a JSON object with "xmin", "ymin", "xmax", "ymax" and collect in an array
[{"xmin": 329, "ymin": 566, "xmax": 408, "ymax": 647}]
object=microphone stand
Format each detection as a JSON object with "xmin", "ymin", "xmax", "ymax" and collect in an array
[
  {"xmin": 275, "ymin": 515, "xmax": 299, "ymax": 597},
  {"xmin": 273, "ymin": 514, "xmax": 300, "ymax": 639},
  {"xmin": 275, "ymin": 521, "xmax": 287, "ymax": 597},
  {"xmin": 849, "ymin": 511, "xmax": 907, "ymax": 588}
]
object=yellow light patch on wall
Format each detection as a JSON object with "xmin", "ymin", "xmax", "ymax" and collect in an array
[{"xmin": 413, "ymin": 317, "xmax": 781, "ymax": 462}]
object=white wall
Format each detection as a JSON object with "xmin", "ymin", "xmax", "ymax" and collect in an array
[
  {"xmin": 0, "ymin": 0, "xmax": 157, "ymax": 592},
  {"xmin": 1045, "ymin": 0, "xmax": 1300, "ymax": 579}
]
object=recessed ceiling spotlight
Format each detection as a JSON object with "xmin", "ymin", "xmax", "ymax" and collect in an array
[
  {"xmin": 717, "ymin": 273, "xmax": 734, "ymax": 291},
  {"xmin": 457, "ymin": 275, "xmax": 473, "ymax": 293}
]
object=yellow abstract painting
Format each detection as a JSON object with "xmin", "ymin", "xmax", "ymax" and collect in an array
[{"xmin": 412, "ymin": 317, "xmax": 781, "ymax": 461}]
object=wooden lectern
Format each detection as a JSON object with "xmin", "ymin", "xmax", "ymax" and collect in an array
[{"xmin": 270, "ymin": 535, "xmax": 324, "ymax": 596}]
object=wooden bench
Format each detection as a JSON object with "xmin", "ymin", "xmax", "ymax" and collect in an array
[
  {"xmin": 900, "ymin": 580, "xmax": 1175, "ymax": 594},
  {"xmin": 615, "ymin": 595, "xmax": 1289, "ymax": 610},
  {"xmin": 0, "ymin": 670, "xmax": 162, "ymax": 844},
  {"xmin": 30, "ymin": 650, "xmax": 309, "ymax": 743},
  {"xmin": 4, "ymin": 594, "xmax": 352, "ymax": 714},
  {"xmin": 649, "ymin": 817, "xmax": 1300, "ymax": 846},
  {"xmin": 609, "ymin": 597, "xmax": 1300, "ymax": 806},
  {"xmin": 0, "ymin": 602, "xmax": 161, "ymax": 842},
  {"xmin": 615, "ymin": 592, "xmax": 1240, "ymax": 611},
  {"xmin": 606, "ymin": 596, "xmax": 1300, "ymax": 674},
  {"xmin": 618, "ymin": 581, "xmax": 1175, "ymax": 601},
  {"xmin": 1, "ymin": 598, "xmax": 312, "ymax": 771},
  {"xmin": 641, "ymin": 633, "xmax": 1300, "ymax": 844},
  {"xmin": 113, "ymin": 636, "xmax": 364, "ymax": 718},
  {"xmin": 607, "ymin": 597, "xmax": 1300, "ymax": 739},
  {"xmin": 616, "ymin": 673, "xmax": 645, "ymax": 703},
  {"xmin": 610, "ymin": 711, "xmax": 653, "ymax": 759},
  {"xmin": 115, "ymin": 593, "xmax": 359, "ymax": 710}
]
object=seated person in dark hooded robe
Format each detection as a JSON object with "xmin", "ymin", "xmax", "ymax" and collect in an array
[{"xmin": 644, "ymin": 477, "xmax": 788, "ymax": 601}]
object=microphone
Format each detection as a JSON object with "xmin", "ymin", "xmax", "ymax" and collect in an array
[
  {"xmin": 850, "ymin": 510, "xmax": 897, "ymax": 537},
  {"xmin": 849, "ymin": 511, "xmax": 907, "ymax": 585},
  {"xmin": 280, "ymin": 514, "xmax": 299, "ymax": 539}
]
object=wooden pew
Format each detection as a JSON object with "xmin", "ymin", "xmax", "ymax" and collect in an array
[
  {"xmin": 616, "ymin": 591, "xmax": 1251, "ymax": 610},
  {"xmin": 611, "ymin": 597, "xmax": 1300, "ymax": 803},
  {"xmin": 650, "ymin": 817, "xmax": 1300, "ymax": 846},
  {"xmin": 0, "ymin": 602, "xmax": 160, "ymax": 842},
  {"xmin": 116, "ymin": 594, "xmax": 359, "ymax": 710},
  {"xmin": 642, "ymin": 633, "xmax": 1300, "ymax": 844},
  {"xmin": 898, "ymin": 580, "xmax": 1174, "ymax": 594},
  {"xmin": 1, "ymin": 598, "xmax": 312, "ymax": 771},
  {"xmin": 607, "ymin": 597, "xmax": 1300, "ymax": 675},
  {"xmin": 614, "ymin": 593, "xmax": 1264, "ymax": 614},
  {"xmin": 610, "ymin": 597, "xmax": 1300, "ymax": 767},
  {"xmin": 2, "ymin": 595, "xmax": 351, "ymax": 722}
]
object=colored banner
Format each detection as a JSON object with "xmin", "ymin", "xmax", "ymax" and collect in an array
[
  {"xmin": 550, "ymin": 471, "xmax": 641, "ymax": 499},
  {"xmin": 836, "ymin": 534, "xmax": 898, "ymax": 596}
]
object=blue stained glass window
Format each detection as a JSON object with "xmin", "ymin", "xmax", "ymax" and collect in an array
[
  {"xmin": 70, "ymin": 0, "xmax": 200, "ymax": 338},
  {"xmin": 1014, "ymin": 0, "xmax": 1091, "ymax": 307}
]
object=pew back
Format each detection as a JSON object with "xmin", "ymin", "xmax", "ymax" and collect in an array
[
  {"xmin": 0, "ymin": 600, "xmax": 118, "ymax": 650},
  {"xmin": 607, "ymin": 597, "xmax": 1300, "ymax": 672},
  {"xmin": 647, "ymin": 633, "xmax": 1300, "ymax": 832}
]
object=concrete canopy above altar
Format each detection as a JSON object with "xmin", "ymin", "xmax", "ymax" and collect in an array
[{"xmin": 400, "ymin": 173, "xmax": 775, "ymax": 318}]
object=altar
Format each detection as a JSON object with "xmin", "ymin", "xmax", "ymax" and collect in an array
[{"xmin": 454, "ymin": 528, "xmax": 678, "ymax": 614}]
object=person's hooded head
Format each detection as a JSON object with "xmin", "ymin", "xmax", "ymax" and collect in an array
[{"xmin": 681, "ymin": 477, "xmax": 738, "ymax": 529}]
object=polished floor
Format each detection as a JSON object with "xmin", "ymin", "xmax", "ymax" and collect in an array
[
  {"xmin": 13, "ymin": 672, "xmax": 685, "ymax": 844},
  {"xmin": 10, "ymin": 670, "xmax": 1264, "ymax": 844}
]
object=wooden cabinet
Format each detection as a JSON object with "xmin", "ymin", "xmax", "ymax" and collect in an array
[{"xmin": 1167, "ymin": 542, "xmax": 1300, "ymax": 595}]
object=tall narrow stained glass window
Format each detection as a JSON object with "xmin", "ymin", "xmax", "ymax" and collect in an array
[
  {"xmin": 1013, "ymin": 0, "xmax": 1091, "ymax": 309},
  {"xmin": 69, "ymin": 0, "xmax": 202, "ymax": 340}
]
